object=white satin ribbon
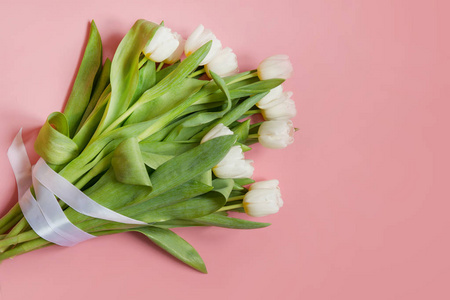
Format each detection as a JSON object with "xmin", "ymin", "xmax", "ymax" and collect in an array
[{"xmin": 7, "ymin": 129, "xmax": 146, "ymax": 246}]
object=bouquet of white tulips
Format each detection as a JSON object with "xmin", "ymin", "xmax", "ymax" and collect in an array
[{"xmin": 0, "ymin": 19, "xmax": 296, "ymax": 273}]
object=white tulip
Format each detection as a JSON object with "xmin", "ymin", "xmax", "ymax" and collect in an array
[
  {"xmin": 201, "ymin": 124, "xmax": 254, "ymax": 178},
  {"xmin": 256, "ymin": 85, "xmax": 284, "ymax": 109},
  {"xmin": 163, "ymin": 32, "xmax": 185, "ymax": 64},
  {"xmin": 258, "ymin": 120, "xmax": 295, "ymax": 149},
  {"xmin": 213, "ymin": 146, "xmax": 254, "ymax": 179},
  {"xmin": 249, "ymin": 179, "xmax": 279, "ymax": 190},
  {"xmin": 143, "ymin": 27, "xmax": 180, "ymax": 62},
  {"xmin": 257, "ymin": 55, "xmax": 293, "ymax": 80},
  {"xmin": 261, "ymin": 91, "xmax": 296, "ymax": 121},
  {"xmin": 243, "ymin": 180, "xmax": 283, "ymax": 217},
  {"xmin": 205, "ymin": 47, "xmax": 239, "ymax": 78},
  {"xmin": 201, "ymin": 123, "xmax": 234, "ymax": 144},
  {"xmin": 185, "ymin": 24, "xmax": 222, "ymax": 65}
]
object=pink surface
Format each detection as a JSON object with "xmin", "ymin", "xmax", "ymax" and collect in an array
[{"xmin": 0, "ymin": 0, "xmax": 449, "ymax": 299}]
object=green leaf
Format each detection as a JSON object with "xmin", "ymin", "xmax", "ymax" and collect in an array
[
  {"xmin": 191, "ymin": 214, "xmax": 271, "ymax": 229},
  {"xmin": 231, "ymin": 119, "xmax": 251, "ymax": 143},
  {"xmin": 193, "ymin": 171, "xmax": 212, "ymax": 187},
  {"xmin": 77, "ymin": 58, "xmax": 112, "ymax": 132},
  {"xmin": 150, "ymin": 135, "xmax": 236, "ymax": 195},
  {"xmin": 155, "ymin": 62, "xmax": 179, "ymax": 82},
  {"xmin": 119, "ymin": 179, "xmax": 213, "ymax": 214},
  {"xmin": 132, "ymin": 227, "xmax": 207, "ymax": 273},
  {"xmin": 210, "ymin": 71, "xmax": 231, "ymax": 103},
  {"xmin": 63, "ymin": 21, "xmax": 103, "ymax": 137},
  {"xmin": 67, "ymin": 178, "xmax": 213, "ymax": 229},
  {"xmin": 153, "ymin": 220, "xmax": 206, "ymax": 228},
  {"xmin": 233, "ymin": 178, "xmax": 255, "ymax": 190},
  {"xmin": 211, "ymin": 178, "xmax": 235, "ymax": 200},
  {"xmin": 141, "ymin": 152, "xmax": 173, "ymax": 169},
  {"xmin": 129, "ymin": 60, "xmax": 156, "ymax": 107},
  {"xmin": 134, "ymin": 191, "xmax": 225, "ymax": 223},
  {"xmin": 72, "ymin": 86, "xmax": 111, "ymax": 150},
  {"xmin": 233, "ymin": 78, "xmax": 284, "ymax": 94},
  {"xmin": 139, "ymin": 141, "xmax": 197, "ymax": 156},
  {"xmin": 125, "ymin": 78, "xmax": 205, "ymax": 125},
  {"xmin": 111, "ymin": 137, "xmax": 152, "ymax": 187},
  {"xmin": 132, "ymin": 178, "xmax": 232, "ymax": 224},
  {"xmin": 192, "ymin": 91, "xmax": 270, "ymax": 140},
  {"xmin": 95, "ymin": 20, "xmax": 160, "ymax": 135},
  {"xmin": 34, "ymin": 112, "xmax": 79, "ymax": 165}
]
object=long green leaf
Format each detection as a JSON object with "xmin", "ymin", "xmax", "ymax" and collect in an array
[
  {"xmin": 132, "ymin": 227, "xmax": 207, "ymax": 273},
  {"xmin": 129, "ymin": 60, "xmax": 156, "ymax": 107},
  {"xmin": 77, "ymin": 58, "xmax": 112, "ymax": 131},
  {"xmin": 95, "ymin": 20, "xmax": 160, "ymax": 136},
  {"xmin": 190, "ymin": 214, "xmax": 270, "ymax": 229},
  {"xmin": 63, "ymin": 21, "xmax": 103, "ymax": 137}
]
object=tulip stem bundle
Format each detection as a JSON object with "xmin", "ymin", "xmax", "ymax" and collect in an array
[{"xmin": 0, "ymin": 19, "xmax": 297, "ymax": 272}]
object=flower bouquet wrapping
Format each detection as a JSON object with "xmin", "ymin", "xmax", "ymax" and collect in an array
[{"xmin": 0, "ymin": 19, "xmax": 296, "ymax": 272}]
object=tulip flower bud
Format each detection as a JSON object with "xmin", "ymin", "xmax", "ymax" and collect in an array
[
  {"xmin": 243, "ymin": 180, "xmax": 283, "ymax": 217},
  {"xmin": 261, "ymin": 91, "xmax": 296, "ymax": 121},
  {"xmin": 258, "ymin": 120, "xmax": 295, "ymax": 149},
  {"xmin": 201, "ymin": 123, "xmax": 234, "ymax": 144},
  {"xmin": 163, "ymin": 32, "xmax": 185, "ymax": 64},
  {"xmin": 256, "ymin": 85, "xmax": 284, "ymax": 109},
  {"xmin": 213, "ymin": 146, "xmax": 254, "ymax": 179},
  {"xmin": 257, "ymin": 55, "xmax": 293, "ymax": 80},
  {"xmin": 185, "ymin": 24, "xmax": 222, "ymax": 65},
  {"xmin": 143, "ymin": 27, "xmax": 180, "ymax": 63},
  {"xmin": 202, "ymin": 125, "xmax": 254, "ymax": 178},
  {"xmin": 205, "ymin": 47, "xmax": 239, "ymax": 78},
  {"xmin": 249, "ymin": 179, "xmax": 279, "ymax": 191}
]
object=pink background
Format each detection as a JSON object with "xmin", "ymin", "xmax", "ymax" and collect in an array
[{"xmin": 0, "ymin": 0, "xmax": 449, "ymax": 299}]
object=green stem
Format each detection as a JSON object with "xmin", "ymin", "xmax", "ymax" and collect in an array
[
  {"xmin": 138, "ymin": 56, "xmax": 149, "ymax": 68},
  {"xmin": 0, "ymin": 218, "xmax": 30, "ymax": 252},
  {"xmin": 226, "ymin": 70, "xmax": 258, "ymax": 85},
  {"xmin": 218, "ymin": 203, "xmax": 243, "ymax": 212},
  {"xmin": 0, "ymin": 239, "xmax": 51, "ymax": 261},
  {"xmin": 243, "ymin": 109, "xmax": 261, "ymax": 115},
  {"xmin": 0, "ymin": 229, "xmax": 127, "ymax": 261},
  {"xmin": 156, "ymin": 62, "xmax": 164, "ymax": 72},
  {"xmin": 227, "ymin": 195, "xmax": 244, "ymax": 202},
  {"xmin": 0, "ymin": 214, "xmax": 23, "ymax": 235},
  {"xmin": 188, "ymin": 68, "xmax": 205, "ymax": 78},
  {"xmin": 0, "ymin": 203, "xmax": 22, "ymax": 231},
  {"xmin": 0, "ymin": 229, "xmax": 38, "ymax": 249},
  {"xmin": 247, "ymin": 134, "xmax": 259, "ymax": 139}
]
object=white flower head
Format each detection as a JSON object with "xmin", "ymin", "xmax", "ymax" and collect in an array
[
  {"xmin": 243, "ymin": 180, "xmax": 283, "ymax": 217},
  {"xmin": 257, "ymin": 55, "xmax": 293, "ymax": 80},
  {"xmin": 256, "ymin": 85, "xmax": 284, "ymax": 109},
  {"xmin": 185, "ymin": 24, "xmax": 222, "ymax": 65},
  {"xmin": 143, "ymin": 26, "xmax": 180, "ymax": 63},
  {"xmin": 163, "ymin": 32, "xmax": 185, "ymax": 64},
  {"xmin": 261, "ymin": 91, "xmax": 296, "ymax": 121},
  {"xmin": 258, "ymin": 120, "xmax": 295, "ymax": 149},
  {"xmin": 213, "ymin": 146, "xmax": 254, "ymax": 179},
  {"xmin": 249, "ymin": 179, "xmax": 280, "ymax": 190},
  {"xmin": 201, "ymin": 123, "xmax": 234, "ymax": 144},
  {"xmin": 205, "ymin": 47, "xmax": 239, "ymax": 78}
]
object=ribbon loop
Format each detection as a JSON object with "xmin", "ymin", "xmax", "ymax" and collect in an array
[{"xmin": 7, "ymin": 129, "xmax": 146, "ymax": 246}]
